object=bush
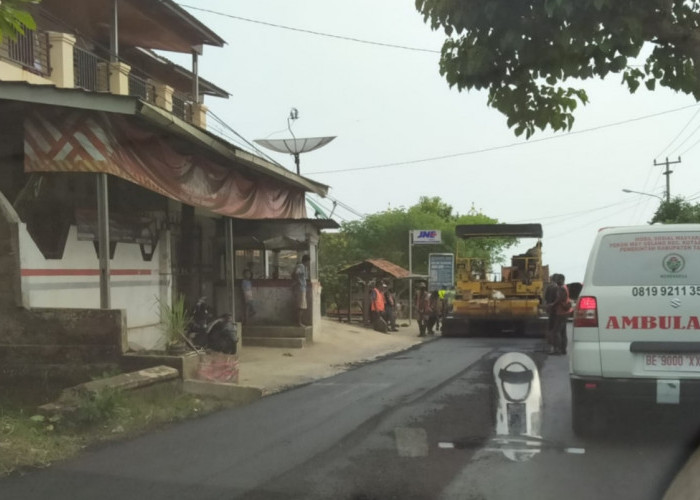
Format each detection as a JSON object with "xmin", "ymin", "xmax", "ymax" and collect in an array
[{"xmin": 69, "ymin": 388, "xmax": 125, "ymax": 427}]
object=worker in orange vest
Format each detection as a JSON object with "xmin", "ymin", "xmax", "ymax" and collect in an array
[{"xmin": 370, "ymin": 280, "xmax": 386, "ymax": 330}]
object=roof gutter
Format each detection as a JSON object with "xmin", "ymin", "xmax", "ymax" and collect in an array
[{"xmin": 156, "ymin": 0, "xmax": 226, "ymax": 47}]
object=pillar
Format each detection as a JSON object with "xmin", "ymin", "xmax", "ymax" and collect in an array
[{"xmin": 47, "ymin": 32, "xmax": 76, "ymax": 88}]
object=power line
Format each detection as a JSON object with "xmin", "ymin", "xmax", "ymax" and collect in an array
[
  {"xmin": 178, "ymin": 4, "xmax": 441, "ymax": 54},
  {"xmin": 513, "ymin": 198, "xmax": 639, "ymax": 226},
  {"xmin": 305, "ymin": 103, "xmax": 700, "ymax": 175},
  {"xmin": 679, "ymin": 135, "xmax": 700, "ymax": 156},
  {"xmin": 655, "ymin": 106, "xmax": 700, "ymax": 159},
  {"xmin": 667, "ymin": 120, "xmax": 700, "ymax": 157}
]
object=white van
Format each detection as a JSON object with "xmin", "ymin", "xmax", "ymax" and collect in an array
[{"xmin": 570, "ymin": 224, "xmax": 700, "ymax": 435}]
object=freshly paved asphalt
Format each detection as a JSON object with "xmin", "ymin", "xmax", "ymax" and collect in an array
[{"xmin": 3, "ymin": 333, "xmax": 699, "ymax": 499}]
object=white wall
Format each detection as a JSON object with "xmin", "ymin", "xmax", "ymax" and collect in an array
[{"xmin": 18, "ymin": 224, "xmax": 166, "ymax": 349}]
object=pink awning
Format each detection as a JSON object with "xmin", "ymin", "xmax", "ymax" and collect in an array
[{"xmin": 23, "ymin": 108, "xmax": 307, "ymax": 219}]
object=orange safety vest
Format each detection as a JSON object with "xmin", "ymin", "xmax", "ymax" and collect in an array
[
  {"xmin": 370, "ymin": 287, "xmax": 385, "ymax": 312},
  {"xmin": 556, "ymin": 285, "xmax": 573, "ymax": 315}
]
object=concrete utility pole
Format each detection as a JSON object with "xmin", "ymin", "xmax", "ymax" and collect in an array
[{"xmin": 654, "ymin": 157, "xmax": 681, "ymax": 203}]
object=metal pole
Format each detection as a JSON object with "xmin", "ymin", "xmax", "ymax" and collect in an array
[
  {"xmin": 97, "ymin": 173, "xmax": 111, "ymax": 308},
  {"xmin": 347, "ymin": 274, "xmax": 352, "ymax": 324},
  {"xmin": 408, "ymin": 230, "xmax": 412, "ymax": 326},
  {"xmin": 110, "ymin": 0, "xmax": 119, "ymax": 62},
  {"xmin": 654, "ymin": 156, "xmax": 681, "ymax": 203},
  {"xmin": 192, "ymin": 50, "xmax": 199, "ymax": 104},
  {"xmin": 294, "ymin": 153, "xmax": 300, "ymax": 175},
  {"xmin": 225, "ymin": 218, "xmax": 236, "ymax": 318}
]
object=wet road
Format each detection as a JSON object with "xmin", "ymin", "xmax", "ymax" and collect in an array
[{"xmin": 3, "ymin": 331, "xmax": 699, "ymax": 499}]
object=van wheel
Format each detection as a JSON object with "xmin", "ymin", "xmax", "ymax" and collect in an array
[{"xmin": 571, "ymin": 387, "xmax": 605, "ymax": 437}]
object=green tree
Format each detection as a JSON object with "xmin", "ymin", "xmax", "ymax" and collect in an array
[
  {"xmin": 650, "ymin": 197, "xmax": 700, "ymax": 224},
  {"xmin": 0, "ymin": 0, "xmax": 38, "ymax": 42},
  {"xmin": 416, "ymin": 0, "xmax": 700, "ymax": 137},
  {"xmin": 318, "ymin": 196, "xmax": 516, "ymax": 311}
]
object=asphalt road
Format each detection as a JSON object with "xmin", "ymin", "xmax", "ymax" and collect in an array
[{"xmin": 3, "ymin": 331, "xmax": 700, "ymax": 500}]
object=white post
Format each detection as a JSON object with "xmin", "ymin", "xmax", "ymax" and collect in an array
[{"xmin": 408, "ymin": 230, "xmax": 412, "ymax": 326}]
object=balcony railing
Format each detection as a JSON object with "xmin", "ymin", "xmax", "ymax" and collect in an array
[
  {"xmin": 73, "ymin": 46, "xmax": 109, "ymax": 92},
  {"xmin": 128, "ymin": 72, "xmax": 156, "ymax": 103},
  {"xmin": 0, "ymin": 29, "xmax": 50, "ymax": 76},
  {"xmin": 1, "ymin": 30, "xmax": 204, "ymax": 128},
  {"xmin": 172, "ymin": 90, "xmax": 193, "ymax": 122}
]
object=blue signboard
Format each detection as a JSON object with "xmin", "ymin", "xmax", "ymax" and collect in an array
[{"xmin": 429, "ymin": 253, "xmax": 454, "ymax": 291}]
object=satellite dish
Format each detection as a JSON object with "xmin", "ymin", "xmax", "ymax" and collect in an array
[{"xmin": 254, "ymin": 137, "xmax": 336, "ymax": 174}]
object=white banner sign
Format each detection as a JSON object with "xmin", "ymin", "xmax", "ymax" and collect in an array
[{"xmin": 412, "ymin": 230, "xmax": 442, "ymax": 245}]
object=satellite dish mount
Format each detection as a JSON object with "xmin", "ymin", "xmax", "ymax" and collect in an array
[{"xmin": 255, "ymin": 108, "xmax": 336, "ymax": 175}]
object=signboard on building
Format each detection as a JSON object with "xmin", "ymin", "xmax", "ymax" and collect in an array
[
  {"xmin": 412, "ymin": 230, "xmax": 442, "ymax": 245},
  {"xmin": 429, "ymin": 253, "xmax": 454, "ymax": 291}
]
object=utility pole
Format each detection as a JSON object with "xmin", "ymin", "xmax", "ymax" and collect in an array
[{"xmin": 653, "ymin": 157, "xmax": 681, "ymax": 203}]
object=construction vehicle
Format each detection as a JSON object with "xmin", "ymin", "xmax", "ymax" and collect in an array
[{"xmin": 442, "ymin": 223, "xmax": 548, "ymax": 337}]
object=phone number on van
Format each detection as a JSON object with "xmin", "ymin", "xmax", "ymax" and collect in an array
[{"xmin": 631, "ymin": 286, "xmax": 700, "ymax": 297}]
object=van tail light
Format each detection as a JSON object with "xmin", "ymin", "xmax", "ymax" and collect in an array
[{"xmin": 574, "ymin": 296, "xmax": 598, "ymax": 327}]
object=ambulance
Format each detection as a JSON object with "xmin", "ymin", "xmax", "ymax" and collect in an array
[{"xmin": 570, "ymin": 224, "xmax": 700, "ymax": 435}]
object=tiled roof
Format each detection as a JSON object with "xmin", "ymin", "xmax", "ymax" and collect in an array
[{"xmin": 340, "ymin": 258, "xmax": 411, "ymax": 278}]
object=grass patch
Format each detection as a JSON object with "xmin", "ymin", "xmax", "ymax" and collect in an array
[{"xmin": 0, "ymin": 383, "xmax": 234, "ymax": 477}]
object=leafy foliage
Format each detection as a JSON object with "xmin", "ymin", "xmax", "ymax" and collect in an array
[
  {"xmin": 157, "ymin": 293, "xmax": 192, "ymax": 350},
  {"xmin": 0, "ymin": 0, "xmax": 38, "ymax": 42},
  {"xmin": 416, "ymin": 0, "xmax": 700, "ymax": 137},
  {"xmin": 319, "ymin": 196, "xmax": 515, "ymax": 310},
  {"xmin": 650, "ymin": 197, "xmax": 700, "ymax": 224},
  {"xmin": 69, "ymin": 388, "xmax": 125, "ymax": 427}
]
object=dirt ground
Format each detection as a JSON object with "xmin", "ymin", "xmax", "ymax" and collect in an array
[{"xmin": 237, "ymin": 317, "xmax": 432, "ymax": 394}]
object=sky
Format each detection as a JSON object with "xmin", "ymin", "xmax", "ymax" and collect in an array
[{"xmin": 169, "ymin": 0, "xmax": 700, "ymax": 282}]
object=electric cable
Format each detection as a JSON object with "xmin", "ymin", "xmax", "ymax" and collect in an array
[
  {"xmin": 512, "ymin": 198, "xmax": 640, "ymax": 226},
  {"xmin": 655, "ymin": 106, "xmax": 700, "ymax": 159},
  {"xmin": 666, "ymin": 120, "xmax": 700, "ymax": 157},
  {"xmin": 178, "ymin": 4, "xmax": 441, "ymax": 54},
  {"xmin": 304, "ymin": 103, "xmax": 700, "ymax": 175}
]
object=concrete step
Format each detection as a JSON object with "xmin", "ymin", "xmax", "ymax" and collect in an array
[
  {"xmin": 38, "ymin": 365, "xmax": 180, "ymax": 417},
  {"xmin": 243, "ymin": 325, "xmax": 311, "ymax": 340},
  {"xmin": 183, "ymin": 379, "xmax": 262, "ymax": 404},
  {"xmin": 242, "ymin": 336, "xmax": 306, "ymax": 349}
]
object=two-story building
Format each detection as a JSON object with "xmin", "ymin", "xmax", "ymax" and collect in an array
[{"xmin": 0, "ymin": 0, "xmax": 334, "ymax": 379}]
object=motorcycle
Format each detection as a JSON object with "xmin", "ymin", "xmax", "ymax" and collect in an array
[{"xmin": 187, "ymin": 297, "xmax": 238, "ymax": 354}]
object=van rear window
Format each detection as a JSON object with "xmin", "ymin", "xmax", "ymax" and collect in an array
[{"xmin": 593, "ymin": 232, "xmax": 700, "ymax": 286}]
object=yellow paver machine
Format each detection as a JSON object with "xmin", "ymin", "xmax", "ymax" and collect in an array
[{"xmin": 442, "ymin": 223, "xmax": 549, "ymax": 337}]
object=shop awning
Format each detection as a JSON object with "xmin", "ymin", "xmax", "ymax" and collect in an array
[{"xmin": 0, "ymin": 82, "xmax": 330, "ymax": 219}]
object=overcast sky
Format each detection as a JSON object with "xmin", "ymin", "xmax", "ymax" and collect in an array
[{"xmin": 171, "ymin": 0, "xmax": 700, "ymax": 282}]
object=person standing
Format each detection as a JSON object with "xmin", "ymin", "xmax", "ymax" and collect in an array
[
  {"xmin": 550, "ymin": 274, "xmax": 572, "ymax": 354},
  {"xmin": 544, "ymin": 273, "xmax": 561, "ymax": 353},
  {"xmin": 370, "ymin": 280, "xmax": 386, "ymax": 331},
  {"xmin": 428, "ymin": 290, "xmax": 442, "ymax": 335},
  {"xmin": 415, "ymin": 284, "xmax": 431, "ymax": 337},
  {"xmin": 383, "ymin": 284, "xmax": 399, "ymax": 332},
  {"xmin": 292, "ymin": 254, "xmax": 309, "ymax": 327},
  {"xmin": 241, "ymin": 268, "xmax": 256, "ymax": 324}
]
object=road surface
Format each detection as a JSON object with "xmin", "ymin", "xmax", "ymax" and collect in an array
[{"xmin": 3, "ymin": 331, "xmax": 699, "ymax": 499}]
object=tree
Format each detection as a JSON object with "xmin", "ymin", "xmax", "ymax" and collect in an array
[
  {"xmin": 416, "ymin": 0, "xmax": 700, "ymax": 137},
  {"xmin": 650, "ymin": 197, "xmax": 700, "ymax": 223},
  {"xmin": 0, "ymin": 0, "xmax": 38, "ymax": 42},
  {"xmin": 318, "ymin": 196, "xmax": 516, "ymax": 311}
]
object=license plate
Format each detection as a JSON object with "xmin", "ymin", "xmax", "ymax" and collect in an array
[{"xmin": 642, "ymin": 353, "xmax": 700, "ymax": 372}]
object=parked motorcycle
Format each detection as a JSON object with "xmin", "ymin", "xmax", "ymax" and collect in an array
[{"xmin": 187, "ymin": 297, "xmax": 238, "ymax": 354}]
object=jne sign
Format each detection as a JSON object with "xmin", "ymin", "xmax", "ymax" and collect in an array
[{"xmin": 412, "ymin": 230, "xmax": 442, "ymax": 245}]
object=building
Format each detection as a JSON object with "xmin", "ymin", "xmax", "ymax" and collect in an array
[{"xmin": 0, "ymin": 0, "xmax": 333, "ymax": 380}]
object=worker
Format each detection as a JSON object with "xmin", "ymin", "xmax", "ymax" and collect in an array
[
  {"xmin": 415, "ymin": 283, "xmax": 431, "ymax": 337},
  {"xmin": 370, "ymin": 280, "xmax": 386, "ymax": 331},
  {"xmin": 383, "ymin": 283, "xmax": 399, "ymax": 332}
]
